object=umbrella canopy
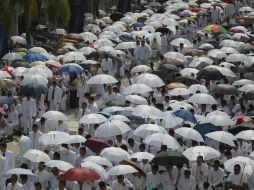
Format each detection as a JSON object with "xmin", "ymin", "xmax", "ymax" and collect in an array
[
  {"xmin": 61, "ymin": 167, "xmax": 100, "ymax": 182},
  {"xmin": 131, "ymin": 65, "xmax": 151, "ymax": 74},
  {"xmin": 187, "ymin": 93, "xmax": 217, "ymax": 105},
  {"xmin": 161, "ymin": 111, "xmax": 183, "ymax": 129},
  {"xmin": 183, "ymin": 146, "xmax": 220, "ymax": 161},
  {"xmin": 152, "ymin": 150, "xmax": 188, "ymax": 166},
  {"xmin": 19, "ymin": 83, "xmax": 48, "ymax": 97},
  {"xmin": 171, "ymin": 38, "xmax": 193, "ymax": 48},
  {"xmin": 59, "ymin": 63, "xmax": 84, "ymax": 74},
  {"xmin": 87, "ymin": 74, "xmax": 118, "ymax": 84},
  {"xmin": 173, "ymin": 109, "xmax": 197, "ymax": 124},
  {"xmin": 168, "ymin": 88, "xmax": 191, "ymax": 96},
  {"xmin": 65, "ymin": 135, "xmax": 86, "ymax": 144},
  {"xmin": 235, "ymin": 130, "xmax": 254, "ymax": 140},
  {"xmin": 23, "ymin": 53, "xmax": 48, "ymax": 62},
  {"xmin": 132, "ymin": 105, "xmax": 164, "ymax": 119},
  {"xmin": 107, "ymin": 165, "xmax": 138, "ymax": 175},
  {"xmin": 174, "ymin": 127, "xmax": 204, "ymax": 142},
  {"xmin": 42, "ymin": 111, "xmax": 67, "ymax": 120},
  {"xmin": 3, "ymin": 168, "xmax": 35, "ymax": 178},
  {"xmin": 83, "ymin": 156, "xmax": 113, "ymax": 167},
  {"xmin": 79, "ymin": 113, "xmax": 107, "ymax": 125},
  {"xmin": 0, "ymin": 71, "xmax": 11, "ymax": 79},
  {"xmin": 115, "ymin": 42, "xmax": 136, "ymax": 50},
  {"xmin": 134, "ymin": 124, "xmax": 167, "ymax": 139},
  {"xmin": 205, "ymin": 131, "xmax": 236, "ymax": 147},
  {"xmin": 201, "ymin": 114, "xmax": 234, "ymax": 126},
  {"xmin": 46, "ymin": 160, "xmax": 74, "ymax": 172},
  {"xmin": 203, "ymin": 24, "xmax": 227, "ymax": 33},
  {"xmin": 125, "ymin": 95, "xmax": 148, "ymax": 105},
  {"xmin": 213, "ymin": 84, "xmax": 238, "ymax": 95},
  {"xmin": 21, "ymin": 75, "xmax": 48, "ymax": 86},
  {"xmin": 100, "ymin": 147, "xmax": 130, "ymax": 162},
  {"xmin": 84, "ymin": 137, "xmax": 111, "ymax": 154},
  {"xmin": 194, "ymin": 123, "xmax": 222, "ymax": 138},
  {"xmin": 2, "ymin": 52, "xmax": 22, "ymax": 61},
  {"xmin": 39, "ymin": 131, "xmax": 71, "ymax": 145},
  {"xmin": 188, "ymin": 84, "xmax": 209, "ymax": 94},
  {"xmin": 197, "ymin": 67, "xmax": 225, "ymax": 80},
  {"xmin": 94, "ymin": 120, "xmax": 131, "ymax": 138},
  {"xmin": 108, "ymin": 115, "xmax": 130, "ymax": 122},
  {"xmin": 81, "ymin": 161, "xmax": 108, "ymax": 179},
  {"xmin": 122, "ymin": 84, "xmax": 153, "ymax": 95},
  {"xmin": 224, "ymin": 156, "xmax": 254, "ymax": 175},
  {"xmin": 130, "ymin": 152, "xmax": 155, "ymax": 162},
  {"xmin": 144, "ymin": 133, "xmax": 180, "ymax": 150},
  {"xmin": 23, "ymin": 149, "xmax": 51, "ymax": 163},
  {"xmin": 24, "ymin": 66, "xmax": 53, "ymax": 78},
  {"xmin": 135, "ymin": 73, "xmax": 165, "ymax": 88},
  {"xmin": 0, "ymin": 79, "xmax": 16, "ymax": 89}
]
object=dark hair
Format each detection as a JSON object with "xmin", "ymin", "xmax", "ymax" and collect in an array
[{"xmin": 99, "ymin": 181, "xmax": 106, "ymax": 187}]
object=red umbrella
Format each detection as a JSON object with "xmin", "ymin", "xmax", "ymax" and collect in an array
[
  {"xmin": 236, "ymin": 19, "xmax": 250, "ymax": 26},
  {"xmin": 2, "ymin": 66, "xmax": 14, "ymax": 74},
  {"xmin": 84, "ymin": 137, "xmax": 111, "ymax": 154},
  {"xmin": 0, "ymin": 108, "xmax": 6, "ymax": 114},
  {"xmin": 233, "ymin": 115, "xmax": 253, "ymax": 125},
  {"xmin": 46, "ymin": 60, "xmax": 62, "ymax": 68},
  {"xmin": 60, "ymin": 167, "xmax": 100, "ymax": 182}
]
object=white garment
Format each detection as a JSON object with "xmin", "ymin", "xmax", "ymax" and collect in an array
[
  {"xmin": 71, "ymin": 182, "xmax": 91, "ymax": 190},
  {"xmin": 103, "ymin": 93, "xmax": 116, "ymax": 104},
  {"xmin": 48, "ymin": 86, "xmax": 62, "ymax": 111},
  {"xmin": 0, "ymin": 155, "xmax": 7, "ymax": 190},
  {"xmin": 19, "ymin": 135, "xmax": 31, "ymax": 155},
  {"xmin": 88, "ymin": 102, "xmax": 98, "ymax": 113},
  {"xmin": 101, "ymin": 58, "xmax": 113, "ymax": 73},
  {"xmin": 177, "ymin": 175, "xmax": 196, "ymax": 190},
  {"xmin": 110, "ymin": 179, "xmax": 134, "ymax": 190},
  {"xmin": 208, "ymin": 168, "xmax": 224, "ymax": 187},
  {"xmin": 54, "ymin": 123, "xmax": 69, "ymax": 132},
  {"xmin": 76, "ymin": 108, "xmax": 91, "ymax": 121},
  {"xmin": 21, "ymin": 181, "xmax": 34, "ymax": 190},
  {"xmin": 129, "ymin": 174, "xmax": 146, "ymax": 190},
  {"xmin": 134, "ymin": 44, "xmax": 152, "ymax": 63},
  {"xmin": 35, "ymin": 169, "xmax": 50, "ymax": 189},
  {"xmin": 191, "ymin": 163, "xmax": 209, "ymax": 187},
  {"xmin": 61, "ymin": 150, "xmax": 76, "ymax": 166},
  {"xmin": 49, "ymin": 174, "xmax": 59, "ymax": 190},
  {"xmin": 227, "ymin": 172, "xmax": 248, "ymax": 186},
  {"xmin": 1, "ymin": 150, "xmax": 15, "ymax": 170},
  {"xmin": 6, "ymin": 182, "xmax": 23, "ymax": 190},
  {"xmin": 146, "ymin": 172, "xmax": 162, "ymax": 189},
  {"xmin": 161, "ymin": 167, "xmax": 178, "ymax": 190},
  {"xmin": 29, "ymin": 130, "xmax": 43, "ymax": 150},
  {"xmin": 21, "ymin": 98, "xmax": 37, "ymax": 133}
]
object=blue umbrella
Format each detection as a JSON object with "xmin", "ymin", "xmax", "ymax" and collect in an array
[
  {"xmin": 23, "ymin": 53, "xmax": 48, "ymax": 62},
  {"xmin": 131, "ymin": 22, "xmax": 145, "ymax": 30},
  {"xmin": 194, "ymin": 123, "xmax": 222, "ymax": 138},
  {"xmin": 173, "ymin": 110, "xmax": 197, "ymax": 124},
  {"xmin": 58, "ymin": 63, "xmax": 84, "ymax": 74},
  {"xmin": 119, "ymin": 34, "xmax": 135, "ymax": 42}
]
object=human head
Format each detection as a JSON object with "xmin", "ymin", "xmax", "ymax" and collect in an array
[
  {"xmin": 0, "ymin": 141, "xmax": 7, "ymax": 152},
  {"xmin": 20, "ymin": 174, "xmax": 28, "ymax": 184},
  {"xmin": 213, "ymin": 160, "xmax": 220, "ymax": 171},
  {"xmin": 151, "ymin": 164, "xmax": 159, "ymax": 175},
  {"xmin": 117, "ymin": 175, "xmax": 124, "ymax": 183},
  {"xmin": 116, "ymin": 135, "xmax": 122, "ymax": 142},
  {"xmin": 53, "ymin": 152, "xmax": 60, "ymax": 160},
  {"xmin": 79, "ymin": 146, "xmax": 87, "ymax": 157},
  {"xmin": 10, "ymin": 174, "xmax": 18, "ymax": 185},
  {"xmin": 234, "ymin": 164, "xmax": 241, "ymax": 175},
  {"xmin": 32, "ymin": 124, "xmax": 39, "ymax": 133},
  {"xmin": 197, "ymin": 155, "xmax": 204, "ymax": 165},
  {"xmin": 184, "ymin": 170, "xmax": 191, "ymax": 179},
  {"xmin": 98, "ymin": 181, "xmax": 107, "ymax": 190}
]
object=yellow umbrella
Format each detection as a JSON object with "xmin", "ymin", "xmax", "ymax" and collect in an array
[{"xmin": 30, "ymin": 61, "xmax": 46, "ymax": 67}]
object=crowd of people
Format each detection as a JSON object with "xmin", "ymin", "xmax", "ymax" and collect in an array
[{"xmin": 1, "ymin": 0, "xmax": 254, "ymax": 189}]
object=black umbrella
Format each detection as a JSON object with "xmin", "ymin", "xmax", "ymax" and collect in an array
[
  {"xmin": 19, "ymin": 83, "xmax": 48, "ymax": 98},
  {"xmin": 110, "ymin": 12, "xmax": 124, "ymax": 22},
  {"xmin": 158, "ymin": 64, "xmax": 179, "ymax": 72},
  {"xmin": 213, "ymin": 84, "xmax": 238, "ymax": 95},
  {"xmin": 234, "ymin": 63, "xmax": 254, "ymax": 73},
  {"xmin": 152, "ymin": 151, "xmax": 188, "ymax": 166},
  {"xmin": 197, "ymin": 67, "xmax": 225, "ymax": 80},
  {"xmin": 156, "ymin": 27, "xmax": 171, "ymax": 34},
  {"xmin": 175, "ymin": 76, "xmax": 200, "ymax": 86},
  {"xmin": 243, "ymin": 90, "xmax": 254, "ymax": 100}
]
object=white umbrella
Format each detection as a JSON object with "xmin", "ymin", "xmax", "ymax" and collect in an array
[
  {"xmin": 85, "ymin": 24, "xmax": 101, "ymax": 33},
  {"xmin": 224, "ymin": 156, "xmax": 254, "ymax": 175},
  {"xmin": 131, "ymin": 65, "xmax": 151, "ymax": 74},
  {"xmin": 102, "ymin": 106, "xmax": 132, "ymax": 113},
  {"xmin": 78, "ymin": 47, "xmax": 96, "ymax": 55},
  {"xmin": 174, "ymin": 127, "xmax": 204, "ymax": 142},
  {"xmin": 226, "ymin": 53, "xmax": 250, "ymax": 63},
  {"xmin": 3, "ymin": 168, "xmax": 35, "ymax": 178},
  {"xmin": 130, "ymin": 152, "xmax": 155, "ymax": 161},
  {"xmin": 187, "ymin": 93, "xmax": 217, "ymax": 105},
  {"xmin": 65, "ymin": 135, "xmax": 86, "ymax": 144},
  {"xmin": 62, "ymin": 44, "xmax": 77, "ymax": 51},
  {"xmin": 144, "ymin": 133, "xmax": 180, "ymax": 150},
  {"xmin": 201, "ymin": 115, "xmax": 234, "ymax": 126},
  {"xmin": 163, "ymin": 52, "xmax": 187, "ymax": 63},
  {"xmin": 83, "ymin": 156, "xmax": 113, "ymax": 167},
  {"xmin": 107, "ymin": 165, "xmax": 138, "ymax": 176},
  {"xmin": 183, "ymin": 146, "xmax": 220, "ymax": 161},
  {"xmin": 221, "ymin": 47, "xmax": 239, "ymax": 54},
  {"xmin": 100, "ymin": 147, "xmax": 130, "ymax": 162},
  {"xmin": 171, "ymin": 38, "xmax": 193, "ymax": 48},
  {"xmin": 23, "ymin": 66, "xmax": 53, "ymax": 78},
  {"xmin": 235, "ymin": 130, "xmax": 254, "ymax": 140},
  {"xmin": 188, "ymin": 84, "xmax": 209, "ymax": 94},
  {"xmin": 98, "ymin": 46, "xmax": 114, "ymax": 52},
  {"xmin": 94, "ymin": 39, "xmax": 114, "ymax": 48},
  {"xmin": 199, "ymin": 43, "xmax": 214, "ymax": 50},
  {"xmin": 115, "ymin": 42, "xmax": 136, "ymax": 50},
  {"xmin": 108, "ymin": 115, "xmax": 130, "ymax": 122},
  {"xmin": 205, "ymin": 65, "xmax": 236, "ymax": 78},
  {"xmin": 208, "ymin": 49, "xmax": 227, "ymax": 59},
  {"xmin": 62, "ymin": 52, "xmax": 86, "ymax": 63},
  {"xmin": 29, "ymin": 47, "xmax": 47, "ymax": 54},
  {"xmin": 21, "ymin": 75, "xmax": 48, "ymax": 86},
  {"xmin": 2, "ymin": 52, "xmax": 22, "ymax": 61},
  {"xmin": 135, "ymin": 73, "xmax": 164, "ymax": 88},
  {"xmin": 132, "ymin": 105, "xmax": 164, "ymax": 119},
  {"xmin": 79, "ymin": 113, "xmax": 107, "ymax": 125},
  {"xmin": 39, "ymin": 131, "xmax": 71, "ymax": 145},
  {"xmin": 81, "ymin": 161, "xmax": 108, "ymax": 179},
  {"xmin": 169, "ymin": 101, "xmax": 194, "ymax": 111},
  {"xmin": 87, "ymin": 74, "xmax": 118, "ymax": 84},
  {"xmin": 94, "ymin": 120, "xmax": 131, "ymax": 138},
  {"xmin": 10, "ymin": 36, "xmax": 27, "ymax": 45},
  {"xmin": 219, "ymin": 62, "xmax": 235, "ymax": 69},
  {"xmin": 180, "ymin": 68, "xmax": 199, "ymax": 77},
  {"xmin": 238, "ymin": 84, "xmax": 254, "ymax": 92},
  {"xmin": 42, "ymin": 111, "xmax": 67, "ymax": 121},
  {"xmin": 122, "ymin": 84, "xmax": 153, "ymax": 95},
  {"xmin": 168, "ymin": 88, "xmax": 191, "ymax": 96},
  {"xmin": 125, "ymin": 95, "xmax": 148, "ymax": 105},
  {"xmin": 189, "ymin": 57, "xmax": 213, "ymax": 68},
  {"xmin": 161, "ymin": 111, "xmax": 183, "ymax": 128},
  {"xmin": 109, "ymin": 50, "xmax": 125, "ymax": 56},
  {"xmin": 0, "ymin": 71, "xmax": 11, "ymax": 79},
  {"xmin": 12, "ymin": 67, "xmax": 27, "ymax": 76},
  {"xmin": 46, "ymin": 160, "xmax": 74, "ymax": 172},
  {"xmin": 239, "ymin": 6, "xmax": 254, "ymax": 12},
  {"xmin": 205, "ymin": 131, "xmax": 236, "ymax": 147},
  {"xmin": 134, "ymin": 124, "xmax": 167, "ymax": 139},
  {"xmin": 206, "ymin": 110, "xmax": 229, "ymax": 117},
  {"xmin": 79, "ymin": 32, "xmax": 98, "ymax": 43},
  {"xmin": 23, "ymin": 149, "xmax": 51, "ymax": 163},
  {"xmin": 232, "ymin": 79, "xmax": 254, "ymax": 86}
]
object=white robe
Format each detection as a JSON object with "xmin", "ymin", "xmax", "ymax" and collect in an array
[
  {"xmin": 1, "ymin": 150, "xmax": 15, "ymax": 170},
  {"xmin": 101, "ymin": 58, "xmax": 113, "ymax": 74},
  {"xmin": 6, "ymin": 182, "xmax": 23, "ymax": 190},
  {"xmin": 146, "ymin": 172, "xmax": 162, "ymax": 189},
  {"xmin": 177, "ymin": 175, "xmax": 196, "ymax": 190},
  {"xmin": 134, "ymin": 44, "xmax": 152, "ymax": 64},
  {"xmin": 34, "ymin": 169, "xmax": 50, "ymax": 189},
  {"xmin": 111, "ymin": 179, "xmax": 134, "ymax": 190},
  {"xmin": 21, "ymin": 98, "xmax": 37, "ymax": 133},
  {"xmin": 161, "ymin": 167, "xmax": 178, "ymax": 190},
  {"xmin": 19, "ymin": 135, "xmax": 31, "ymax": 155},
  {"xmin": 47, "ymin": 86, "xmax": 62, "ymax": 111},
  {"xmin": 29, "ymin": 130, "xmax": 43, "ymax": 150},
  {"xmin": 0, "ymin": 155, "xmax": 7, "ymax": 190}
]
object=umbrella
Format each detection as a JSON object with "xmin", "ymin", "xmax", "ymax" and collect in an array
[
  {"xmin": 132, "ymin": 105, "xmax": 164, "ymax": 119},
  {"xmin": 94, "ymin": 39, "xmax": 114, "ymax": 48},
  {"xmin": 21, "ymin": 75, "xmax": 48, "ymax": 86},
  {"xmin": 187, "ymin": 93, "xmax": 217, "ymax": 105},
  {"xmin": 226, "ymin": 53, "xmax": 250, "ymax": 63},
  {"xmin": 174, "ymin": 127, "xmax": 204, "ymax": 142},
  {"xmin": 61, "ymin": 167, "xmax": 100, "ymax": 182},
  {"xmin": 79, "ymin": 32, "xmax": 98, "ymax": 43},
  {"xmin": 135, "ymin": 73, "xmax": 165, "ymax": 88},
  {"xmin": 125, "ymin": 95, "xmax": 148, "ymax": 105},
  {"xmin": 213, "ymin": 84, "xmax": 238, "ymax": 95},
  {"xmin": 194, "ymin": 123, "xmax": 222, "ymax": 138},
  {"xmin": 173, "ymin": 109, "xmax": 197, "ymax": 124},
  {"xmin": 235, "ymin": 130, "xmax": 254, "ymax": 140},
  {"xmin": 130, "ymin": 152, "xmax": 155, "ymax": 162},
  {"xmin": 94, "ymin": 120, "xmax": 131, "ymax": 138},
  {"xmin": 203, "ymin": 24, "xmax": 227, "ymax": 33},
  {"xmin": 81, "ymin": 161, "xmax": 108, "ymax": 178},
  {"xmin": 238, "ymin": 84, "xmax": 254, "ymax": 92},
  {"xmin": 188, "ymin": 84, "xmax": 209, "ymax": 94},
  {"xmin": 108, "ymin": 115, "xmax": 130, "ymax": 122},
  {"xmin": 23, "ymin": 53, "xmax": 48, "ymax": 62},
  {"xmin": 167, "ymin": 83, "xmax": 188, "ymax": 90},
  {"xmin": 180, "ymin": 68, "xmax": 199, "ymax": 77},
  {"xmin": 79, "ymin": 113, "xmax": 107, "ymax": 125},
  {"xmin": 39, "ymin": 131, "xmax": 71, "ymax": 145},
  {"xmin": 0, "ymin": 79, "xmax": 16, "ymax": 88},
  {"xmin": 224, "ymin": 156, "xmax": 254, "ymax": 175},
  {"xmin": 84, "ymin": 137, "xmax": 111, "ymax": 154},
  {"xmin": 29, "ymin": 47, "xmax": 47, "ymax": 54},
  {"xmin": 0, "ymin": 71, "xmax": 11, "ymax": 79},
  {"xmin": 24, "ymin": 66, "xmax": 53, "ymax": 78},
  {"xmin": 152, "ymin": 151, "xmax": 188, "ymax": 166},
  {"xmin": 131, "ymin": 65, "xmax": 151, "ymax": 74},
  {"xmin": 174, "ymin": 76, "xmax": 200, "ymax": 86},
  {"xmin": 83, "ymin": 156, "xmax": 113, "ymax": 167},
  {"xmin": 107, "ymin": 165, "xmax": 138, "ymax": 176},
  {"xmin": 115, "ymin": 42, "xmax": 137, "ymax": 50},
  {"xmin": 168, "ymin": 88, "xmax": 191, "ymax": 96},
  {"xmin": 110, "ymin": 12, "xmax": 124, "ymax": 22},
  {"xmin": 183, "ymin": 146, "xmax": 220, "ymax": 161},
  {"xmin": 221, "ymin": 47, "xmax": 239, "ymax": 54},
  {"xmin": 161, "ymin": 111, "xmax": 183, "ymax": 129},
  {"xmin": 207, "ymin": 49, "xmax": 227, "ymax": 59},
  {"xmin": 23, "ymin": 149, "xmax": 51, "ymax": 163},
  {"xmin": 201, "ymin": 114, "xmax": 234, "ymax": 126},
  {"xmin": 100, "ymin": 147, "xmax": 130, "ymax": 162},
  {"xmin": 189, "ymin": 57, "xmax": 213, "ymax": 69},
  {"xmin": 2, "ymin": 52, "xmax": 22, "ymax": 61},
  {"xmin": 119, "ymin": 34, "xmax": 135, "ymax": 42},
  {"xmin": 170, "ymin": 38, "xmax": 193, "ymax": 48},
  {"xmin": 58, "ymin": 63, "xmax": 84, "ymax": 74},
  {"xmin": 232, "ymin": 79, "xmax": 254, "ymax": 86},
  {"xmin": 134, "ymin": 124, "xmax": 167, "ymax": 139},
  {"xmin": 12, "ymin": 67, "xmax": 27, "ymax": 76},
  {"xmin": 197, "ymin": 67, "xmax": 225, "ymax": 80},
  {"xmin": 42, "ymin": 111, "xmax": 67, "ymax": 121},
  {"xmin": 122, "ymin": 84, "xmax": 153, "ymax": 95},
  {"xmin": 87, "ymin": 74, "xmax": 118, "ymax": 85},
  {"xmin": 62, "ymin": 52, "xmax": 86, "ymax": 63},
  {"xmin": 10, "ymin": 36, "xmax": 27, "ymax": 45},
  {"xmin": 0, "ymin": 96, "xmax": 11, "ymax": 105},
  {"xmin": 164, "ymin": 52, "xmax": 187, "ymax": 63},
  {"xmin": 144, "ymin": 133, "xmax": 180, "ymax": 150},
  {"xmin": 78, "ymin": 47, "xmax": 96, "ymax": 56},
  {"xmin": 206, "ymin": 65, "xmax": 236, "ymax": 78},
  {"xmin": 199, "ymin": 43, "xmax": 214, "ymax": 50},
  {"xmin": 205, "ymin": 131, "xmax": 236, "ymax": 147},
  {"xmin": 3, "ymin": 168, "xmax": 35, "ymax": 178},
  {"xmin": 65, "ymin": 135, "xmax": 86, "ymax": 144},
  {"xmin": 19, "ymin": 83, "xmax": 48, "ymax": 97},
  {"xmin": 46, "ymin": 160, "xmax": 74, "ymax": 172}
]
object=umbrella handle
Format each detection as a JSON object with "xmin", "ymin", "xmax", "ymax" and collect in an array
[{"xmin": 239, "ymin": 162, "xmax": 246, "ymax": 183}]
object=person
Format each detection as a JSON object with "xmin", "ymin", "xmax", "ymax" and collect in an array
[
  {"xmin": 103, "ymin": 86, "xmax": 116, "ymax": 104},
  {"xmin": 87, "ymin": 97, "xmax": 98, "ymax": 113},
  {"xmin": 191, "ymin": 156, "xmax": 209, "ymax": 189},
  {"xmin": 34, "ymin": 182, "xmax": 43, "ymax": 190},
  {"xmin": 47, "ymin": 81, "xmax": 62, "ymax": 111},
  {"xmin": 0, "ymin": 154, "xmax": 7, "ymax": 189},
  {"xmin": 54, "ymin": 120, "xmax": 69, "ymax": 132},
  {"xmin": 34, "ymin": 162, "xmax": 50, "ymax": 190},
  {"xmin": 68, "ymin": 73, "xmax": 79, "ymax": 109},
  {"xmin": 101, "ymin": 55, "xmax": 113, "ymax": 75},
  {"xmin": 208, "ymin": 160, "xmax": 224, "ymax": 189},
  {"xmin": 18, "ymin": 132, "xmax": 31, "ymax": 157},
  {"xmin": 29, "ymin": 124, "xmax": 43, "ymax": 150},
  {"xmin": 20, "ymin": 174, "xmax": 35, "ymax": 190},
  {"xmin": 110, "ymin": 175, "xmax": 134, "ymax": 190},
  {"xmin": 76, "ymin": 102, "xmax": 91, "ymax": 121},
  {"xmin": 48, "ymin": 167, "xmax": 60, "ymax": 190},
  {"xmin": 0, "ymin": 141, "xmax": 15, "ymax": 170},
  {"xmin": 0, "ymin": 112, "xmax": 7, "ymax": 139},
  {"xmin": 115, "ymin": 134, "xmax": 127, "ymax": 147},
  {"xmin": 6, "ymin": 105, "xmax": 19, "ymax": 137},
  {"xmin": 177, "ymin": 170, "xmax": 196, "ymax": 190},
  {"xmin": 146, "ymin": 164, "xmax": 162, "ymax": 189},
  {"xmin": 161, "ymin": 164, "xmax": 178, "ymax": 190},
  {"xmin": 227, "ymin": 164, "xmax": 248, "ymax": 190},
  {"xmin": 6, "ymin": 174, "xmax": 23, "ymax": 190},
  {"xmin": 20, "ymin": 93, "xmax": 37, "ymax": 134},
  {"xmin": 134, "ymin": 40, "xmax": 152, "ymax": 65},
  {"xmin": 96, "ymin": 181, "xmax": 111, "ymax": 190},
  {"xmin": 75, "ymin": 146, "xmax": 88, "ymax": 167}
]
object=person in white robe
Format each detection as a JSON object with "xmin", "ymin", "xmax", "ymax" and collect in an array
[
  {"xmin": 111, "ymin": 175, "xmax": 134, "ymax": 190},
  {"xmin": 77, "ymin": 75, "xmax": 89, "ymax": 108},
  {"xmin": 6, "ymin": 174, "xmax": 23, "ymax": 190},
  {"xmin": 103, "ymin": 86, "xmax": 117, "ymax": 105},
  {"xmin": 54, "ymin": 120, "xmax": 69, "ymax": 132},
  {"xmin": 7, "ymin": 105, "xmax": 19, "ymax": 136},
  {"xmin": 160, "ymin": 33, "xmax": 170, "ymax": 55},
  {"xmin": 146, "ymin": 164, "xmax": 162, "ymax": 189},
  {"xmin": 0, "ymin": 155, "xmax": 7, "ymax": 190},
  {"xmin": 226, "ymin": 164, "xmax": 248, "ymax": 190},
  {"xmin": 36, "ymin": 94, "xmax": 45, "ymax": 118},
  {"xmin": 19, "ymin": 134, "xmax": 31, "ymax": 162},
  {"xmin": 0, "ymin": 142, "xmax": 15, "ymax": 170},
  {"xmin": 71, "ymin": 182, "xmax": 92, "ymax": 190},
  {"xmin": 76, "ymin": 102, "xmax": 91, "ymax": 121},
  {"xmin": 47, "ymin": 81, "xmax": 62, "ymax": 111},
  {"xmin": 177, "ymin": 170, "xmax": 196, "ymax": 190},
  {"xmin": 211, "ymin": 6, "xmax": 220, "ymax": 23},
  {"xmin": 129, "ymin": 172, "xmax": 146, "ymax": 190},
  {"xmin": 101, "ymin": 55, "xmax": 113, "ymax": 75},
  {"xmin": 21, "ymin": 94, "xmax": 37, "ymax": 134},
  {"xmin": 134, "ymin": 41, "xmax": 152, "ymax": 65},
  {"xmin": 20, "ymin": 174, "xmax": 35, "ymax": 190},
  {"xmin": 191, "ymin": 156, "xmax": 209, "ymax": 189},
  {"xmin": 208, "ymin": 160, "xmax": 224, "ymax": 189},
  {"xmin": 75, "ymin": 146, "xmax": 88, "ymax": 167},
  {"xmin": 87, "ymin": 97, "xmax": 98, "ymax": 113},
  {"xmin": 161, "ymin": 164, "xmax": 178, "ymax": 190},
  {"xmin": 29, "ymin": 124, "xmax": 43, "ymax": 150},
  {"xmin": 34, "ymin": 162, "xmax": 50, "ymax": 190}
]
